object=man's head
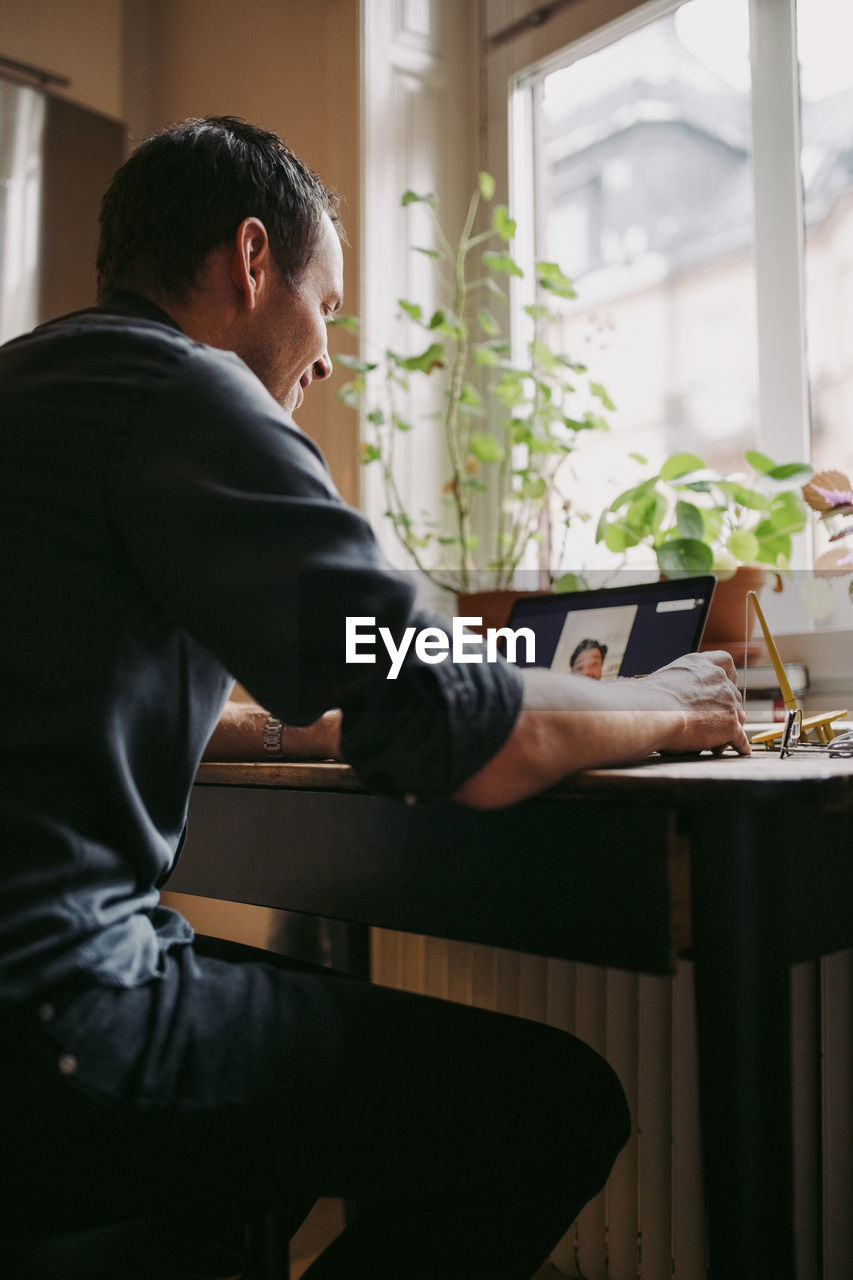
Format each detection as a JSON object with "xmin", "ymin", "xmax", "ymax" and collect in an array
[
  {"xmin": 97, "ymin": 116, "xmax": 341, "ymax": 303},
  {"xmin": 570, "ymin": 638, "xmax": 607, "ymax": 680},
  {"xmin": 96, "ymin": 116, "xmax": 345, "ymax": 412}
]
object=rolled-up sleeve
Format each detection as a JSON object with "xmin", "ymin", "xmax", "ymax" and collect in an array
[{"xmin": 117, "ymin": 347, "xmax": 523, "ymax": 799}]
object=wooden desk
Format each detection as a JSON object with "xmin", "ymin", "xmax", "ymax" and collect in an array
[{"xmin": 169, "ymin": 753, "xmax": 853, "ymax": 1280}]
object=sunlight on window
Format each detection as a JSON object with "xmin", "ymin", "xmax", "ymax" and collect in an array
[
  {"xmin": 529, "ymin": 0, "xmax": 757, "ymax": 571},
  {"xmin": 799, "ymin": 0, "xmax": 853, "ymax": 506}
]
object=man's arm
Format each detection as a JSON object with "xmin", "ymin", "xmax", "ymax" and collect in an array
[
  {"xmin": 454, "ymin": 650, "xmax": 749, "ymax": 810},
  {"xmin": 204, "ymin": 701, "xmax": 342, "ymax": 761}
]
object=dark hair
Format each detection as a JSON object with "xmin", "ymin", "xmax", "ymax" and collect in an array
[
  {"xmin": 96, "ymin": 116, "xmax": 342, "ymax": 302},
  {"xmin": 570, "ymin": 638, "xmax": 607, "ymax": 669}
]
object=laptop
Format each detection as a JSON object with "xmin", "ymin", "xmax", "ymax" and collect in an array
[{"xmin": 504, "ymin": 575, "xmax": 716, "ymax": 678}]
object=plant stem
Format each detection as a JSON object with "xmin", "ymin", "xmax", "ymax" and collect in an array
[{"xmin": 436, "ymin": 189, "xmax": 482, "ymax": 592}]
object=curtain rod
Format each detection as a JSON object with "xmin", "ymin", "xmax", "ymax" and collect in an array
[
  {"xmin": 486, "ymin": 0, "xmax": 578, "ymax": 49},
  {"xmin": 0, "ymin": 53, "xmax": 70, "ymax": 89}
]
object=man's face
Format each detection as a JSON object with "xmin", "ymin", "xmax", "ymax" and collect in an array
[
  {"xmin": 245, "ymin": 212, "xmax": 344, "ymax": 413},
  {"xmin": 572, "ymin": 647, "xmax": 604, "ymax": 680}
]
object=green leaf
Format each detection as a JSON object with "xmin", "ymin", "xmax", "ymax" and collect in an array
[
  {"xmin": 535, "ymin": 261, "xmax": 576, "ymax": 299},
  {"xmin": 553, "ymin": 572, "xmax": 589, "ymax": 593},
  {"xmin": 337, "ymin": 383, "xmax": 363, "ymax": 411},
  {"xmin": 519, "ymin": 476, "xmax": 547, "ymax": 501},
  {"xmin": 492, "ymin": 204, "xmax": 517, "ymax": 241},
  {"xmin": 752, "ymin": 532, "xmax": 792, "ymax": 566},
  {"xmin": 402, "ymin": 189, "xmax": 436, "ymax": 207},
  {"xmin": 660, "ymin": 453, "xmax": 707, "ymax": 481},
  {"xmin": 590, "ymin": 381, "xmax": 615, "ymax": 411},
  {"xmin": 494, "ymin": 372, "xmax": 525, "ymax": 408},
  {"xmin": 594, "ymin": 509, "xmax": 611, "ymax": 544},
  {"xmin": 744, "ymin": 449, "xmax": 776, "ymax": 475},
  {"xmin": 726, "ymin": 529, "xmax": 760, "ymax": 562},
  {"xmin": 657, "ymin": 538, "xmax": 714, "ymax": 574},
  {"xmin": 473, "ymin": 344, "xmax": 501, "ymax": 366},
  {"xmin": 469, "ymin": 432, "xmax": 504, "ymax": 462},
  {"xmin": 480, "ymin": 277, "xmax": 507, "ymax": 299},
  {"xmin": 482, "ymin": 250, "xmax": 523, "ymax": 277},
  {"xmin": 360, "ymin": 443, "xmax": 380, "ymax": 463},
  {"xmin": 609, "ymin": 478, "xmax": 657, "ymax": 512},
  {"xmin": 702, "ymin": 509, "xmax": 724, "ymax": 543},
  {"xmin": 398, "ymin": 299, "xmax": 422, "ymax": 322},
  {"xmin": 716, "ymin": 481, "xmax": 768, "ymax": 511},
  {"xmin": 675, "ymin": 501, "xmax": 705, "ymax": 539},
  {"xmin": 531, "ymin": 337, "xmax": 559, "ymax": 373},
  {"xmin": 428, "ymin": 308, "xmax": 467, "ymax": 340},
  {"xmin": 629, "ymin": 452, "xmax": 648, "ymax": 465},
  {"xmin": 334, "ymin": 353, "xmax": 376, "ymax": 373},
  {"xmin": 754, "ymin": 491, "xmax": 807, "ymax": 538},
  {"xmin": 459, "ymin": 382, "xmax": 484, "ymax": 408},
  {"xmin": 366, "ymin": 408, "xmax": 384, "ymax": 426},
  {"xmin": 478, "ymin": 171, "xmax": 496, "ymax": 200},
  {"xmin": 327, "ymin": 313, "xmax": 360, "ymax": 333},
  {"xmin": 477, "ymin": 307, "xmax": 500, "ymax": 337},
  {"xmin": 604, "ymin": 520, "xmax": 642, "ymax": 553},
  {"xmin": 412, "ymin": 245, "xmax": 441, "ymax": 260},
  {"xmin": 627, "ymin": 491, "xmax": 667, "ymax": 536},
  {"xmin": 393, "ymin": 417, "xmax": 413, "ymax": 432},
  {"xmin": 764, "ymin": 461, "xmax": 813, "ymax": 482},
  {"xmin": 398, "ymin": 342, "xmax": 446, "ymax": 374}
]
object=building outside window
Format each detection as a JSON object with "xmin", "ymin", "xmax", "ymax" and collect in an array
[{"xmin": 510, "ymin": 0, "xmax": 853, "ymax": 616}]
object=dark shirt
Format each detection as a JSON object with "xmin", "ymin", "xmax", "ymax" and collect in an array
[{"xmin": 0, "ymin": 293, "xmax": 522, "ymax": 1000}]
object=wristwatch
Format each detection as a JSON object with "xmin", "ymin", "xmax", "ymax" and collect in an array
[{"xmin": 262, "ymin": 715, "xmax": 285, "ymax": 758}]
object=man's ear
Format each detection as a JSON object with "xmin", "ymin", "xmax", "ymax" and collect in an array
[{"xmin": 230, "ymin": 217, "xmax": 272, "ymax": 310}]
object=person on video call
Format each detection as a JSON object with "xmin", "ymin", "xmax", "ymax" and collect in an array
[
  {"xmin": 570, "ymin": 638, "xmax": 608, "ymax": 680},
  {"xmin": 0, "ymin": 116, "xmax": 748, "ymax": 1278}
]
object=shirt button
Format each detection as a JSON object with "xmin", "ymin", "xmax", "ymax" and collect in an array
[
  {"xmin": 38, "ymin": 1003, "xmax": 55, "ymax": 1023},
  {"xmin": 58, "ymin": 1053, "xmax": 78, "ymax": 1076}
]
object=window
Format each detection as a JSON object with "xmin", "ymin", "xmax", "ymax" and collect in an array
[
  {"xmin": 522, "ymin": 0, "xmax": 758, "ymax": 572},
  {"xmin": 505, "ymin": 0, "xmax": 853, "ymax": 626}
]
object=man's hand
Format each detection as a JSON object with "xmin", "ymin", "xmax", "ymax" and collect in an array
[
  {"xmin": 454, "ymin": 651, "xmax": 749, "ymax": 810},
  {"xmin": 642, "ymin": 650, "xmax": 749, "ymax": 757}
]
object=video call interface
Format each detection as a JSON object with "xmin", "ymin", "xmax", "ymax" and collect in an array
[{"xmin": 508, "ymin": 578, "xmax": 715, "ymax": 680}]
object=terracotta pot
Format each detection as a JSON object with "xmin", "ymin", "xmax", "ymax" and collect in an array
[
  {"xmin": 456, "ymin": 588, "xmax": 551, "ymax": 635},
  {"xmin": 701, "ymin": 566, "xmax": 768, "ymax": 647}
]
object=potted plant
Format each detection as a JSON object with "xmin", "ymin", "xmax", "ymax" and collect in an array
[
  {"xmin": 595, "ymin": 450, "xmax": 813, "ymax": 642},
  {"xmin": 334, "ymin": 174, "xmax": 612, "ymax": 628}
]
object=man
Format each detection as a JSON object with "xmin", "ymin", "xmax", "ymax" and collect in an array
[
  {"xmin": 569, "ymin": 638, "xmax": 607, "ymax": 681},
  {"xmin": 0, "ymin": 117, "xmax": 748, "ymax": 1278}
]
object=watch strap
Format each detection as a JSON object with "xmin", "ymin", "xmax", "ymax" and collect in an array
[{"xmin": 262, "ymin": 715, "xmax": 285, "ymax": 758}]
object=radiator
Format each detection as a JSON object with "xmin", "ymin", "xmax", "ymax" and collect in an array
[{"xmin": 370, "ymin": 932, "xmax": 852, "ymax": 1279}]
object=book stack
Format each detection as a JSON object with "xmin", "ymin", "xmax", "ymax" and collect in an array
[{"xmin": 740, "ymin": 662, "xmax": 808, "ymax": 723}]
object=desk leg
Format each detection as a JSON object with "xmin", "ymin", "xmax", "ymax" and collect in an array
[{"xmin": 689, "ymin": 800, "xmax": 795, "ymax": 1280}]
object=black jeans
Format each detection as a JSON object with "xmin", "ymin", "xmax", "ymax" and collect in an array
[{"xmin": 0, "ymin": 937, "xmax": 629, "ymax": 1278}]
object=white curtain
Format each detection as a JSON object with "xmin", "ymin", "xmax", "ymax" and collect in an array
[{"xmin": 0, "ymin": 77, "xmax": 45, "ymax": 344}]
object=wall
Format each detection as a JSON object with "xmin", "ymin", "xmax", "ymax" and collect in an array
[{"xmin": 0, "ymin": 0, "xmax": 123, "ymax": 120}]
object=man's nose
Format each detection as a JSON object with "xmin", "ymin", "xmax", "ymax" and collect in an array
[{"xmin": 313, "ymin": 352, "xmax": 333, "ymax": 381}]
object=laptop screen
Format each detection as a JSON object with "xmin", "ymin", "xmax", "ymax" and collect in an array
[{"xmin": 505, "ymin": 576, "xmax": 716, "ymax": 678}]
